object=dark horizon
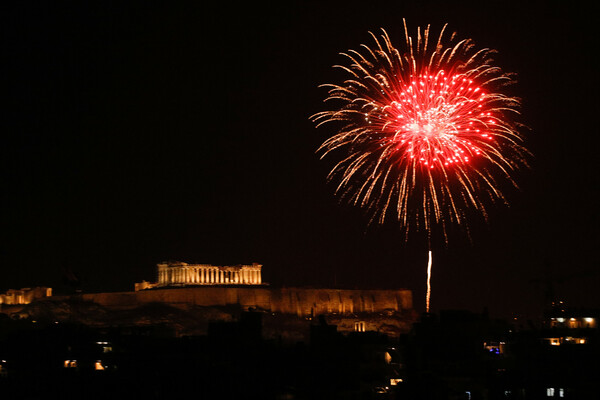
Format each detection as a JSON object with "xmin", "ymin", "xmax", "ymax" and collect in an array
[{"xmin": 2, "ymin": 1, "xmax": 598, "ymax": 321}]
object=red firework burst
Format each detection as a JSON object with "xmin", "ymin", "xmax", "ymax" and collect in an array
[{"xmin": 311, "ymin": 21, "xmax": 528, "ymax": 239}]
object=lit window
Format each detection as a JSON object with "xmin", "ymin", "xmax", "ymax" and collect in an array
[
  {"xmin": 569, "ymin": 318, "xmax": 578, "ymax": 328},
  {"xmin": 547, "ymin": 387, "xmax": 555, "ymax": 397},
  {"xmin": 94, "ymin": 361, "xmax": 105, "ymax": 370},
  {"xmin": 64, "ymin": 360, "xmax": 77, "ymax": 368},
  {"xmin": 565, "ymin": 336, "xmax": 587, "ymax": 344},
  {"xmin": 390, "ymin": 378, "xmax": 402, "ymax": 386},
  {"xmin": 559, "ymin": 388, "xmax": 564, "ymax": 397}
]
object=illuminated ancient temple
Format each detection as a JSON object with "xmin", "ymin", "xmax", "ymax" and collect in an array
[{"xmin": 155, "ymin": 261, "xmax": 263, "ymax": 287}]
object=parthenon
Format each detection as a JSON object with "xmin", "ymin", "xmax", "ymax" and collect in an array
[{"xmin": 156, "ymin": 261, "xmax": 263, "ymax": 287}]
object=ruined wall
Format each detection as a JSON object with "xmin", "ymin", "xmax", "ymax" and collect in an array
[
  {"xmin": 79, "ymin": 287, "xmax": 413, "ymax": 317},
  {"xmin": 269, "ymin": 288, "xmax": 411, "ymax": 316},
  {"xmin": 0, "ymin": 287, "xmax": 52, "ymax": 305}
]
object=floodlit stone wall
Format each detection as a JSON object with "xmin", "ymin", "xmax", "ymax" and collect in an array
[
  {"xmin": 80, "ymin": 287, "xmax": 412, "ymax": 317},
  {"xmin": 0, "ymin": 287, "xmax": 52, "ymax": 305}
]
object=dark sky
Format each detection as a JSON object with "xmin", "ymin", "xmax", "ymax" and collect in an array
[{"xmin": 2, "ymin": 1, "xmax": 598, "ymax": 320}]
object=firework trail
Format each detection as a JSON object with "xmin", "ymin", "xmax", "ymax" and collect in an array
[
  {"xmin": 311, "ymin": 20, "xmax": 528, "ymax": 241},
  {"xmin": 426, "ymin": 250, "xmax": 432, "ymax": 313},
  {"xmin": 311, "ymin": 20, "xmax": 529, "ymax": 311}
]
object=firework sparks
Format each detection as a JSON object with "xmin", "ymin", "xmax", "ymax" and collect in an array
[{"xmin": 311, "ymin": 20, "xmax": 528, "ymax": 240}]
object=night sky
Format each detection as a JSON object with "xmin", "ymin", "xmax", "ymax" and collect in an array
[{"xmin": 2, "ymin": 1, "xmax": 598, "ymax": 320}]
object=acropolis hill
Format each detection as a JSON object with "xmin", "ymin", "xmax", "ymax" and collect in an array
[{"xmin": 3, "ymin": 261, "xmax": 418, "ymax": 340}]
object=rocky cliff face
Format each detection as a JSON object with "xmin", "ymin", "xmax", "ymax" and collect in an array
[{"xmin": 3, "ymin": 287, "xmax": 417, "ymax": 341}]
